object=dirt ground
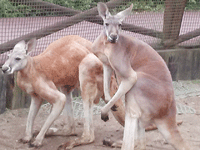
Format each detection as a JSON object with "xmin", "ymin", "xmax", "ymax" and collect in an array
[{"xmin": 0, "ymin": 95, "xmax": 199, "ymax": 150}]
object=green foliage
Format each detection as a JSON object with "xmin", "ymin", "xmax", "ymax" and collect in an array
[
  {"xmin": 43, "ymin": 0, "xmax": 165, "ymax": 12},
  {"xmin": 0, "ymin": 0, "xmax": 40, "ymax": 18},
  {"xmin": 186, "ymin": 0, "xmax": 200, "ymax": 10},
  {"xmin": 43, "ymin": 0, "xmax": 200, "ymax": 12},
  {"xmin": 113, "ymin": 0, "xmax": 165, "ymax": 13},
  {"xmin": 0, "ymin": 0, "xmax": 18, "ymax": 17},
  {"xmin": 43, "ymin": 0, "xmax": 99, "ymax": 11}
]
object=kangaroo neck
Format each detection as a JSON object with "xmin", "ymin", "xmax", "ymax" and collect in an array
[{"xmin": 19, "ymin": 57, "xmax": 33, "ymax": 78}]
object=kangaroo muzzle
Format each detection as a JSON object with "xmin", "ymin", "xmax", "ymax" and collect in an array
[
  {"xmin": 1, "ymin": 65, "xmax": 11, "ymax": 74},
  {"xmin": 107, "ymin": 34, "xmax": 119, "ymax": 43}
]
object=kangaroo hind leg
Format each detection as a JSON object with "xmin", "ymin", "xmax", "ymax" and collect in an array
[
  {"xmin": 47, "ymin": 90, "xmax": 75, "ymax": 136},
  {"xmin": 155, "ymin": 115, "xmax": 190, "ymax": 150},
  {"xmin": 122, "ymin": 91, "xmax": 141, "ymax": 150},
  {"xmin": 19, "ymin": 96, "xmax": 43, "ymax": 143},
  {"xmin": 135, "ymin": 120, "xmax": 146, "ymax": 150},
  {"xmin": 30, "ymin": 83, "xmax": 66, "ymax": 147}
]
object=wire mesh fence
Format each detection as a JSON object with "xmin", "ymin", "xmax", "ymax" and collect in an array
[
  {"xmin": 0, "ymin": 0, "xmax": 199, "ymax": 114},
  {"xmin": 40, "ymin": 97, "xmax": 196, "ymax": 119},
  {"xmin": 0, "ymin": 0, "xmax": 200, "ymax": 65}
]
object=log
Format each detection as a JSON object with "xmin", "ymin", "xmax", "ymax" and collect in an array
[
  {"xmin": 164, "ymin": 28, "xmax": 200, "ymax": 48},
  {"xmin": 0, "ymin": 0, "xmax": 162, "ymax": 53},
  {"xmin": 122, "ymin": 23, "xmax": 163, "ymax": 39},
  {"xmin": 9, "ymin": 0, "xmax": 163, "ymax": 38},
  {"xmin": 0, "ymin": 0, "xmax": 127, "ymax": 53}
]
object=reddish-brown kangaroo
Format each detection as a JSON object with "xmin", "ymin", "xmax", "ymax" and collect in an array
[
  {"xmin": 1, "ymin": 35, "xmax": 125, "ymax": 149},
  {"xmin": 91, "ymin": 2, "xmax": 191, "ymax": 150}
]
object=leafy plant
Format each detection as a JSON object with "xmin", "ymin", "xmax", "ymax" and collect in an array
[
  {"xmin": 186, "ymin": 0, "xmax": 200, "ymax": 10},
  {"xmin": 0, "ymin": 0, "xmax": 17, "ymax": 17},
  {"xmin": 0, "ymin": 0, "xmax": 40, "ymax": 17},
  {"xmin": 43, "ymin": 0, "xmax": 99, "ymax": 11}
]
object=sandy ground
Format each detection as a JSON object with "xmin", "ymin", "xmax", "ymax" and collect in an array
[
  {"xmin": 0, "ymin": 94, "xmax": 199, "ymax": 150},
  {"xmin": 0, "ymin": 80, "xmax": 200, "ymax": 150}
]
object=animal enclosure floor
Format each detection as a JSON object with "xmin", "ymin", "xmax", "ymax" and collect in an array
[{"xmin": 0, "ymin": 96, "xmax": 199, "ymax": 150}]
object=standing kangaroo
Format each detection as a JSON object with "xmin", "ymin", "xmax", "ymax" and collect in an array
[
  {"xmin": 1, "ymin": 35, "xmax": 125, "ymax": 148},
  {"xmin": 92, "ymin": 2, "xmax": 190, "ymax": 150}
]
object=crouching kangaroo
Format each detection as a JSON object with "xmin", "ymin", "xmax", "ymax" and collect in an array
[
  {"xmin": 91, "ymin": 2, "xmax": 191, "ymax": 150},
  {"xmin": 2, "ymin": 35, "xmax": 125, "ymax": 148}
]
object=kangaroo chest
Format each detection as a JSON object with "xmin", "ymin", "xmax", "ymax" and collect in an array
[
  {"xmin": 104, "ymin": 45, "xmax": 130, "ymax": 76},
  {"xmin": 95, "ymin": 50, "xmax": 110, "ymax": 66},
  {"xmin": 17, "ymin": 73, "xmax": 34, "ymax": 94}
]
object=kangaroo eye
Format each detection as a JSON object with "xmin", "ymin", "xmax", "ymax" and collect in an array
[
  {"xmin": 119, "ymin": 24, "xmax": 122, "ymax": 27},
  {"xmin": 15, "ymin": 57, "xmax": 21, "ymax": 61},
  {"xmin": 105, "ymin": 23, "xmax": 109, "ymax": 26}
]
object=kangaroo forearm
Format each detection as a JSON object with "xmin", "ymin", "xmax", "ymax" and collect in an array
[
  {"xmin": 103, "ymin": 64, "xmax": 113, "ymax": 101},
  {"xmin": 102, "ymin": 76, "xmax": 137, "ymax": 113}
]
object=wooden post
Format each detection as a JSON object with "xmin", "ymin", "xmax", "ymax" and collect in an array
[
  {"xmin": 5, "ymin": 74, "xmax": 14, "ymax": 109},
  {"xmin": 10, "ymin": 72, "xmax": 31, "ymax": 109},
  {"xmin": 163, "ymin": 0, "xmax": 187, "ymax": 47},
  {"xmin": 0, "ymin": 71, "xmax": 6, "ymax": 114}
]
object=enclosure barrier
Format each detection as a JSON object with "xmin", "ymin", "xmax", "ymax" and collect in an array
[{"xmin": 0, "ymin": 0, "xmax": 199, "ymax": 113}]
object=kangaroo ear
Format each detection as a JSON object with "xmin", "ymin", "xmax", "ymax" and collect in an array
[
  {"xmin": 26, "ymin": 38, "xmax": 37, "ymax": 55},
  {"xmin": 115, "ymin": 4, "xmax": 133, "ymax": 22},
  {"xmin": 13, "ymin": 40, "xmax": 26, "ymax": 53},
  {"xmin": 97, "ymin": 2, "xmax": 111, "ymax": 20}
]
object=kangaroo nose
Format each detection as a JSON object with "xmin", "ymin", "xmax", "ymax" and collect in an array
[
  {"xmin": 2, "ymin": 66, "xmax": 10, "ymax": 73},
  {"xmin": 110, "ymin": 34, "xmax": 118, "ymax": 43},
  {"xmin": 111, "ymin": 34, "xmax": 118, "ymax": 40}
]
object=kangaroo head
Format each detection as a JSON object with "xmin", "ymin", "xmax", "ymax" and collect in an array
[
  {"xmin": 2, "ymin": 38, "xmax": 37, "ymax": 74},
  {"xmin": 97, "ymin": 2, "xmax": 133, "ymax": 43}
]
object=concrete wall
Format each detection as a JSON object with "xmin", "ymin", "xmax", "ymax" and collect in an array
[{"xmin": 158, "ymin": 48, "xmax": 200, "ymax": 81}]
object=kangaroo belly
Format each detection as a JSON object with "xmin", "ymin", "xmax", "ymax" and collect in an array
[{"xmin": 131, "ymin": 72, "xmax": 175, "ymax": 120}]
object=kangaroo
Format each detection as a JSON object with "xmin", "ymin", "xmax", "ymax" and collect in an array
[
  {"xmin": 1, "ymin": 35, "xmax": 125, "ymax": 148},
  {"xmin": 91, "ymin": 2, "xmax": 190, "ymax": 150}
]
